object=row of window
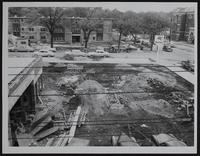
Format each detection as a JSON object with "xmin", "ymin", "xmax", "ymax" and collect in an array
[
  {"xmin": 21, "ymin": 27, "xmax": 46, "ymax": 32},
  {"xmin": 21, "ymin": 35, "xmax": 46, "ymax": 40},
  {"xmin": 53, "ymin": 36, "xmax": 65, "ymax": 41}
]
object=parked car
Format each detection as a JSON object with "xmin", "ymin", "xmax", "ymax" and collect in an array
[
  {"xmin": 169, "ymin": 41, "xmax": 176, "ymax": 48},
  {"xmin": 109, "ymin": 44, "xmax": 132, "ymax": 53},
  {"xmin": 33, "ymin": 49, "xmax": 55, "ymax": 57},
  {"xmin": 65, "ymin": 49, "xmax": 86, "ymax": 57},
  {"xmin": 8, "ymin": 46, "xmax": 15, "ymax": 52},
  {"xmin": 48, "ymin": 48, "xmax": 56, "ymax": 52},
  {"xmin": 87, "ymin": 49, "xmax": 110, "ymax": 57},
  {"xmin": 151, "ymin": 133, "xmax": 187, "ymax": 146},
  {"xmin": 162, "ymin": 45, "xmax": 173, "ymax": 52},
  {"xmin": 9, "ymin": 46, "xmax": 34, "ymax": 52}
]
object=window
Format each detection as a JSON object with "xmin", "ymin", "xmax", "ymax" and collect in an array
[
  {"xmin": 41, "ymin": 36, "xmax": 46, "ymax": 39},
  {"xmin": 96, "ymin": 33, "xmax": 103, "ymax": 41},
  {"xmin": 40, "ymin": 28, "xmax": 46, "ymax": 31},
  {"xmin": 29, "ymin": 36, "xmax": 34, "ymax": 39},
  {"xmin": 21, "ymin": 41, "xmax": 26, "ymax": 44},
  {"xmin": 21, "ymin": 19, "xmax": 24, "ymax": 22},
  {"xmin": 29, "ymin": 28, "xmax": 34, "ymax": 31},
  {"xmin": 21, "ymin": 27, "xmax": 24, "ymax": 31},
  {"xmin": 71, "ymin": 19, "xmax": 81, "ymax": 34}
]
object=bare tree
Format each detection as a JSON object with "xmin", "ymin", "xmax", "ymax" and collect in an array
[
  {"xmin": 39, "ymin": 7, "xmax": 64, "ymax": 48},
  {"xmin": 27, "ymin": 7, "xmax": 64, "ymax": 48}
]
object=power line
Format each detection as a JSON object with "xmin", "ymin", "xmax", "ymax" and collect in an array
[
  {"xmin": 8, "ymin": 131, "xmax": 194, "ymax": 140},
  {"xmin": 7, "ymin": 65, "xmax": 185, "ymax": 69},
  {"xmin": 8, "ymin": 118, "xmax": 193, "ymax": 127},
  {"xmin": 7, "ymin": 70, "xmax": 191, "ymax": 76},
  {"xmin": 8, "ymin": 89, "xmax": 193, "ymax": 97}
]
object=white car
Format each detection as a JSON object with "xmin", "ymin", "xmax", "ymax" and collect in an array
[
  {"xmin": 9, "ymin": 46, "xmax": 34, "ymax": 52},
  {"xmin": 65, "ymin": 49, "xmax": 86, "ymax": 57},
  {"xmin": 152, "ymin": 133, "xmax": 187, "ymax": 146},
  {"xmin": 48, "ymin": 48, "xmax": 56, "ymax": 52},
  {"xmin": 87, "ymin": 49, "xmax": 110, "ymax": 57},
  {"xmin": 33, "ymin": 49, "xmax": 55, "ymax": 57}
]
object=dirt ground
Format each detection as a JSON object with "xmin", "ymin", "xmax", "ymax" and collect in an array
[{"xmin": 41, "ymin": 63, "xmax": 194, "ymax": 146}]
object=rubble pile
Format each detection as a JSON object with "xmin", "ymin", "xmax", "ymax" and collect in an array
[
  {"xmin": 75, "ymin": 80, "xmax": 110, "ymax": 116},
  {"xmin": 147, "ymin": 78, "xmax": 173, "ymax": 91},
  {"xmin": 130, "ymin": 99, "xmax": 175, "ymax": 118},
  {"xmin": 166, "ymin": 92, "xmax": 194, "ymax": 117}
]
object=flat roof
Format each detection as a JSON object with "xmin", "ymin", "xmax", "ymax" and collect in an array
[{"xmin": 8, "ymin": 58, "xmax": 35, "ymax": 84}]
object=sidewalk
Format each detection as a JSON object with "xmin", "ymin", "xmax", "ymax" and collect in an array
[
  {"xmin": 173, "ymin": 41, "xmax": 194, "ymax": 48},
  {"xmin": 164, "ymin": 66, "xmax": 194, "ymax": 85},
  {"xmin": 42, "ymin": 57, "xmax": 153, "ymax": 65}
]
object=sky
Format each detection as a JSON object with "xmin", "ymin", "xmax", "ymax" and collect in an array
[
  {"xmin": 6, "ymin": 2, "xmax": 197, "ymax": 13},
  {"xmin": 62, "ymin": 2, "xmax": 197, "ymax": 12}
]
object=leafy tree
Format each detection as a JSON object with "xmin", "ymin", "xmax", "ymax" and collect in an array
[
  {"xmin": 113, "ymin": 13, "xmax": 131, "ymax": 52},
  {"xmin": 77, "ymin": 8, "xmax": 103, "ymax": 48},
  {"xmin": 141, "ymin": 12, "xmax": 170, "ymax": 50},
  {"xmin": 124, "ymin": 11, "xmax": 142, "ymax": 44}
]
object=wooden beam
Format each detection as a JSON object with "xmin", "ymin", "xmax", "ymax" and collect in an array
[
  {"xmin": 56, "ymin": 133, "xmax": 66, "ymax": 146},
  {"xmin": 67, "ymin": 106, "xmax": 81, "ymax": 144},
  {"xmin": 35, "ymin": 126, "xmax": 59, "ymax": 141}
]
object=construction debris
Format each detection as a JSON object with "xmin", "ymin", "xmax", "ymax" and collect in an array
[
  {"xmin": 76, "ymin": 80, "xmax": 110, "ymax": 116},
  {"xmin": 34, "ymin": 127, "xmax": 59, "ymax": 141},
  {"xmin": 68, "ymin": 138, "xmax": 90, "ymax": 146},
  {"xmin": 67, "ymin": 106, "xmax": 81, "ymax": 144},
  {"xmin": 30, "ymin": 116, "xmax": 52, "ymax": 136},
  {"xmin": 112, "ymin": 132, "xmax": 139, "ymax": 146},
  {"xmin": 152, "ymin": 133, "xmax": 187, "ymax": 146}
]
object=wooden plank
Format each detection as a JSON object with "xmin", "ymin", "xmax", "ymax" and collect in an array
[
  {"xmin": 56, "ymin": 133, "xmax": 66, "ymax": 146},
  {"xmin": 31, "ymin": 109, "xmax": 49, "ymax": 129},
  {"xmin": 60, "ymin": 133, "xmax": 69, "ymax": 146},
  {"xmin": 31, "ymin": 116, "xmax": 52, "ymax": 136},
  {"xmin": 35, "ymin": 127, "xmax": 59, "ymax": 141},
  {"xmin": 45, "ymin": 138, "xmax": 54, "ymax": 146},
  {"xmin": 67, "ymin": 106, "xmax": 81, "ymax": 144},
  {"xmin": 60, "ymin": 137, "xmax": 69, "ymax": 146}
]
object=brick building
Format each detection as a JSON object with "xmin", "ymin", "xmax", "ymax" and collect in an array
[
  {"xmin": 8, "ymin": 16, "xmax": 113, "ymax": 45},
  {"xmin": 170, "ymin": 7, "xmax": 195, "ymax": 43}
]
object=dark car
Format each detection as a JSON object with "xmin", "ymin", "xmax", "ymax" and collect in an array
[{"xmin": 162, "ymin": 45, "xmax": 173, "ymax": 52}]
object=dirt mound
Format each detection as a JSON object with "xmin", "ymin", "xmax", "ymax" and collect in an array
[
  {"xmin": 130, "ymin": 99, "xmax": 175, "ymax": 118},
  {"xmin": 76, "ymin": 80, "xmax": 110, "ymax": 116}
]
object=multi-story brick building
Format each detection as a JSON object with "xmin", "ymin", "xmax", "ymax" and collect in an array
[
  {"xmin": 8, "ymin": 16, "xmax": 49, "ymax": 44},
  {"xmin": 8, "ymin": 16, "xmax": 113, "ymax": 45},
  {"xmin": 170, "ymin": 7, "xmax": 195, "ymax": 43}
]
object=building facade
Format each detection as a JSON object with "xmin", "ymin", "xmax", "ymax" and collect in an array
[
  {"xmin": 8, "ymin": 16, "xmax": 113, "ymax": 45},
  {"xmin": 170, "ymin": 7, "xmax": 195, "ymax": 43}
]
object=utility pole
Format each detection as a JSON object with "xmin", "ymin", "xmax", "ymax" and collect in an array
[{"xmin": 156, "ymin": 43, "xmax": 162, "ymax": 63}]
